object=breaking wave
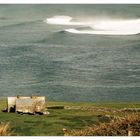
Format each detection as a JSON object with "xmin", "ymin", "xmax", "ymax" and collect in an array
[
  {"xmin": 45, "ymin": 15, "xmax": 140, "ymax": 35},
  {"xmin": 45, "ymin": 15, "xmax": 88, "ymax": 25}
]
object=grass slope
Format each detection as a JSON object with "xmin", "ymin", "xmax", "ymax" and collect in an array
[{"xmin": 0, "ymin": 98, "xmax": 140, "ymax": 136}]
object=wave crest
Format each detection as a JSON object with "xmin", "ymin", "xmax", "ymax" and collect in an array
[{"xmin": 45, "ymin": 15, "xmax": 140, "ymax": 35}]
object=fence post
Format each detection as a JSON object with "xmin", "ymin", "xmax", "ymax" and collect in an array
[
  {"xmin": 128, "ymin": 124, "xmax": 133, "ymax": 136},
  {"xmin": 128, "ymin": 130, "xmax": 133, "ymax": 136}
]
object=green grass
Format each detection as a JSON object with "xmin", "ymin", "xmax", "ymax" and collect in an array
[
  {"xmin": 0, "ymin": 98, "xmax": 140, "ymax": 136},
  {"xmin": 0, "ymin": 109, "xmax": 98, "ymax": 136},
  {"xmin": 47, "ymin": 101, "xmax": 140, "ymax": 109}
]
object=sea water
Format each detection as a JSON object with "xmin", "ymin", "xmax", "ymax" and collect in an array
[{"xmin": 0, "ymin": 4, "xmax": 139, "ymax": 102}]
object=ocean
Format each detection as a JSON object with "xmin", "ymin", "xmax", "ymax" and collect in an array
[{"xmin": 0, "ymin": 4, "xmax": 139, "ymax": 102}]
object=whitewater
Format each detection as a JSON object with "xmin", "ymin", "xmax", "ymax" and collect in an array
[{"xmin": 46, "ymin": 15, "xmax": 140, "ymax": 35}]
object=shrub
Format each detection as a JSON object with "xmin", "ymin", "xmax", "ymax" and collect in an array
[
  {"xmin": 64, "ymin": 113, "xmax": 140, "ymax": 136},
  {"xmin": 0, "ymin": 122, "xmax": 13, "ymax": 136}
]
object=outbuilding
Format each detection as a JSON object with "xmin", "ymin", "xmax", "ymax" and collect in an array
[{"xmin": 7, "ymin": 96, "xmax": 47, "ymax": 114}]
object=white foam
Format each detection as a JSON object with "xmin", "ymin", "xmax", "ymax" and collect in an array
[
  {"xmin": 66, "ymin": 19, "xmax": 140, "ymax": 35},
  {"xmin": 46, "ymin": 15, "xmax": 88, "ymax": 25},
  {"xmin": 65, "ymin": 28, "xmax": 140, "ymax": 35},
  {"xmin": 93, "ymin": 19, "xmax": 140, "ymax": 34},
  {"xmin": 46, "ymin": 15, "xmax": 140, "ymax": 35},
  {"xmin": 46, "ymin": 16, "xmax": 72, "ymax": 25}
]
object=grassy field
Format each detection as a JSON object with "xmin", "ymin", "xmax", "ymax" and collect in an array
[{"xmin": 0, "ymin": 98, "xmax": 140, "ymax": 136}]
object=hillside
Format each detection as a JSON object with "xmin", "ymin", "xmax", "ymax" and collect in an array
[{"xmin": 0, "ymin": 98, "xmax": 140, "ymax": 136}]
